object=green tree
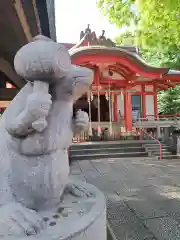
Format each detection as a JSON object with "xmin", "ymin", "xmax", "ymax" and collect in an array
[
  {"xmin": 136, "ymin": 0, "xmax": 180, "ymax": 51},
  {"xmin": 97, "ymin": 0, "xmax": 180, "ymax": 114},
  {"xmin": 97, "ymin": 0, "xmax": 137, "ymax": 28},
  {"xmin": 158, "ymin": 87, "xmax": 180, "ymax": 115},
  {"xmin": 97, "ymin": 0, "xmax": 180, "ymax": 68},
  {"xmin": 114, "ymin": 31, "xmax": 180, "ymax": 69},
  {"xmin": 114, "ymin": 31, "xmax": 135, "ymax": 46}
]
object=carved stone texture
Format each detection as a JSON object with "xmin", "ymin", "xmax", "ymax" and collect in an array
[{"xmin": 0, "ymin": 35, "xmax": 106, "ymax": 239}]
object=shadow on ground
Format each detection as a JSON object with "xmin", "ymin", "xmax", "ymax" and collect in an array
[{"xmin": 70, "ymin": 157, "xmax": 180, "ymax": 240}]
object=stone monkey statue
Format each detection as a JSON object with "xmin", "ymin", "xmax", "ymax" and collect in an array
[{"xmin": 0, "ymin": 35, "xmax": 93, "ymax": 237}]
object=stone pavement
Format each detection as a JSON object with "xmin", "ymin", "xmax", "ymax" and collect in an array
[{"xmin": 70, "ymin": 157, "xmax": 180, "ymax": 240}]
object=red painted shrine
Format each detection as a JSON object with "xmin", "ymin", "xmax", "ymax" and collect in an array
[{"xmin": 61, "ymin": 25, "xmax": 180, "ymax": 136}]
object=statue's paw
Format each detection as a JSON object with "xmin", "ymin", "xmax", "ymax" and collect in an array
[
  {"xmin": 26, "ymin": 92, "xmax": 52, "ymax": 120},
  {"xmin": 75, "ymin": 110, "xmax": 89, "ymax": 131},
  {"xmin": 66, "ymin": 183, "xmax": 94, "ymax": 198},
  {"xmin": 0, "ymin": 202, "xmax": 45, "ymax": 237}
]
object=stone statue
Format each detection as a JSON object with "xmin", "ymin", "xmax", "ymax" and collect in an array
[
  {"xmin": 99, "ymin": 30, "xmax": 106, "ymax": 41},
  {"xmin": 85, "ymin": 24, "xmax": 91, "ymax": 35},
  {"xmin": 0, "ymin": 35, "xmax": 106, "ymax": 239},
  {"xmin": 80, "ymin": 30, "xmax": 85, "ymax": 40}
]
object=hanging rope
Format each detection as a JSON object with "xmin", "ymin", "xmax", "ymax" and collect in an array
[
  {"xmin": 97, "ymin": 83, "xmax": 101, "ymax": 137},
  {"xmin": 108, "ymin": 79, "xmax": 113, "ymax": 135},
  {"xmin": 88, "ymin": 90, "xmax": 92, "ymax": 136},
  {"xmin": 121, "ymin": 90, "xmax": 123, "ymax": 100}
]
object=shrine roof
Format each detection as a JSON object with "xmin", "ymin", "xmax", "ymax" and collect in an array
[
  {"xmin": 65, "ymin": 25, "xmax": 180, "ymax": 90},
  {"xmin": 70, "ymin": 46, "xmax": 180, "ymax": 80},
  {"xmin": 62, "ymin": 42, "xmax": 138, "ymax": 53}
]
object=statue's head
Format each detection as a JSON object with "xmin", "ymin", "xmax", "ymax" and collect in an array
[
  {"xmin": 52, "ymin": 65, "xmax": 93, "ymax": 102},
  {"xmin": 14, "ymin": 35, "xmax": 72, "ymax": 84},
  {"xmin": 14, "ymin": 35, "xmax": 93, "ymax": 101}
]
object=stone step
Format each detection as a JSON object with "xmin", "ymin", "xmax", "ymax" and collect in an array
[
  {"xmin": 150, "ymin": 149, "xmax": 170, "ymax": 152},
  {"xmin": 70, "ymin": 152, "xmax": 148, "ymax": 161},
  {"xmin": 159, "ymin": 155, "xmax": 180, "ymax": 160},
  {"xmin": 144, "ymin": 144, "xmax": 168, "ymax": 148},
  {"xmin": 145, "ymin": 147, "xmax": 169, "ymax": 152},
  {"xmin": 70, "ymin": 146, "xmax": 145, "ymax": 155},
  {"xmin": 146, "ymin": 147, "xmax": 168, "ymax": 152},
  {"xmin": 71, "ymin": 140, "xmax": 154, "ymax": 150},
  {"xmin": 154, "ymin": 152, "xmax": 172, "ymax": 156}
]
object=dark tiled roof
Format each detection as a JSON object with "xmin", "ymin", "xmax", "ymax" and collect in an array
[
  {"xmin": 118, "ymin": 46, "xmax": 139, "ymax": 54},
  {"xmin": 62, "ymin": 42, "xmax": 139, "ymax": 54}
]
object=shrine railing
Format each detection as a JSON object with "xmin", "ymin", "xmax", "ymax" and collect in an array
[
  {"xmin": 140, "ymin": 128, "xmax": 162, "ymax": 160},
  {"xmin": 137, "ymin": 115, "xmax": 180, "ymax": 122},
  {"xmin": 72, "ymin": 122, "xmax": 139, "ymax": 143}
]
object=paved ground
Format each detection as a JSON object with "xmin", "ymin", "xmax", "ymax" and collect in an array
[{"xmin": 70, "ymin": 157, "xmax": 180, "ymax": 240}]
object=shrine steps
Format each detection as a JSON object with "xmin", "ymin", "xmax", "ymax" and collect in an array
[
  {"xmin": 143, "ymin": 142, "xmax": 180, "ymax": 160},
  {"xmin": 69, "ymin": 140, "xmax": 154, "ymax": 162}
]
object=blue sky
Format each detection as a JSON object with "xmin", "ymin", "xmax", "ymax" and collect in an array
[{"xmin": 55, "ymin": 0, "xmax": 122, "ymax": 43}]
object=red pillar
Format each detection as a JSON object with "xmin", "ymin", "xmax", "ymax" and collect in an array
[
  {"xmin": 124, "ymin": 91, "xmax": 132, "ymax": 131},
  {"xmin": 113, "ymin": 94, "xmax": 118, "ymax": 122},
  {"xmin": 124, "ymin": 93, "xmax": 127, "ymax": 128},
  {"xmin": 94, "ymin": 66, "xmax": 101, "ymax": 85},
  {"xmin": 141, "ymin": 85, "xmax": 146, "ymax": 119},
  {"xmin": 153, "ymin": 84, "xmax": 158, "ymax": 120}
]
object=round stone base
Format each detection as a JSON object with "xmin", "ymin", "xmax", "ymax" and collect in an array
[{"xmin": 21, "ymin": 181, "xmax": 106, "ymax": 240}]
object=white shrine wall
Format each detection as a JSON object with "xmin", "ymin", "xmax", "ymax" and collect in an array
[
  {"xmin": 116, "ymin": 92, "xmax": 155, "ymax": 120},
  {"xmin": 117, "ymin": 95, "xmax": 124, "ymax": 120},
  {"xmin": 145, "ymin": 95, "xmax": 154, "ymax": 119}
]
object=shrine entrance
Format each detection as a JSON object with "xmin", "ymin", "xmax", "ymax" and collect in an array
[
  {"xmin": 131, "ymin": 95, "xmax": 142, "ymax": 122},
  {"xmin": 74, "ymin": 94, "xmax": 109, "ymax": 122},
  {"xmin": 68, "ymin": 25, "xmax": 180, "ymax": 142}
]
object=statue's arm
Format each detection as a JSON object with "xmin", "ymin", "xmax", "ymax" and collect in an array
[
  {"xmin": 72, "ymin": 110, "xmax": 89, "ymax": 137},
  {"xmin": 5, "ymin": 92, "xmax": 52, "ymax": 138},
  {"xmin": 5, "ymin": 109, "xmax": 36, "ymax": 137}
]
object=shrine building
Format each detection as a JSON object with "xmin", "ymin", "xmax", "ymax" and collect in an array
[{"xmin": 61, "ymin": 25, "xmax": 180, "ymax": 139}]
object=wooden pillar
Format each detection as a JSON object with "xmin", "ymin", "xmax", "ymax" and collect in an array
[
  {"xmin": 153, "ymin": 84, "xmax": 158, "ymax": 120},
  {"xmin": 94, "ymin": 67, "xmax": 101, "ymax": 135},
  {"xmin": 124, "ymin": 93, "xmax": 127, "ymax": 128},
  {"xmin": 113, "ymin": 94, "xmax": 118, "ymax": 122},
  {"xmin": 124, "ymin": 91, "xmax": 132, "ymax": 131},
  {"xmin": 141, "ymin": 85, "xmax": 146, "ymax": 119}
]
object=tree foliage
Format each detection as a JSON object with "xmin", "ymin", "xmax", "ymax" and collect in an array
[
  {"xmin": 136, "ymin": 0, "xmax": 180, "ymax": 51},
  {"xmin": 97, "ymin": 0, "xmax": 180, "ymax": 114},
  {"xmin": 158, "ymin": 87, "xmax": 180, "ymax": 115},
  {"xmin": 97, "ymin": 0, "xmax": 180, "ymax": 49},
  {"xmin": 97, "ymin": 0, "xmax": 180, "ymax": 68},
  {"xmin": 114, "ymin": 32, "xmax": 135, "ymax": 46},
  {"xmin": 97, "ymin": 0, "xmax": 136, "ymax": 28}
]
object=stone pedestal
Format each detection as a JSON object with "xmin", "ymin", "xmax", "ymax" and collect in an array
[
  {"xmin": 20, "ymin": 181, "xmax": 106, "ymax": 240},
  {"xmin": 177, "ymin": 137, "xmax": 180, "ymax": 155},
  {"xmin": 163, "ymin": 127, "xmax": 169, "ymax": 142},
  {"xmin": 157, "ymin": 126, "xmax": 161, "ymax": 139}
]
